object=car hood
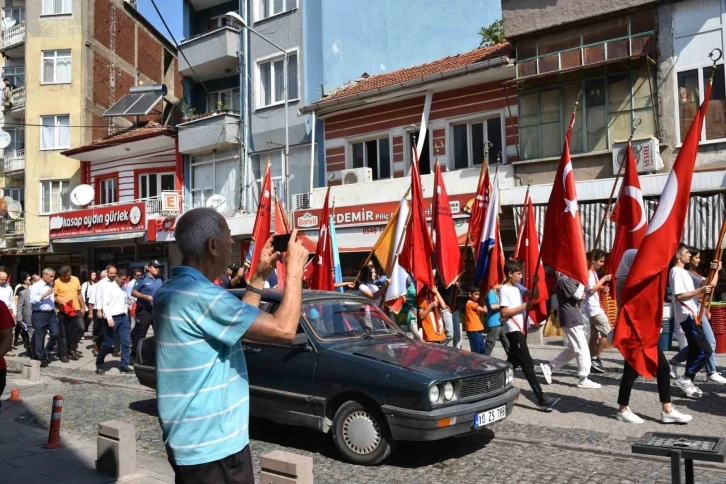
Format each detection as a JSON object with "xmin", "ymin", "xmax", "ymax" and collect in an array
[{"xmin": 338, "ymin": 338, "xmax": 508, "ymax": 380}]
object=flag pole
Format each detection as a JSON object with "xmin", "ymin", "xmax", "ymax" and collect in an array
[
  {"xmin": 512, "ymin": 179, "xmax": 531, "ymax": 260},
  {"xmin": 591, "ymin": 117, "xmax": 642, "ymax": 253}
]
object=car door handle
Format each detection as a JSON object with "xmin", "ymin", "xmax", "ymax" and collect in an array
[{"xmin": 243, "ymin": 345, "xmax": 261, "ymax": 354}]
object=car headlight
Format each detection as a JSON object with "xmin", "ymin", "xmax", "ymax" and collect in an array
[
  {"xmin": 443, "ymin": 382, "xmax": 455, "ymax": 401},
  {"xmin": 428, "ymin": 384, "xmax": 440, "ymax": 404},
  {"xmin": 505, "ymin": 367, "xmax": 514, "ymax": 385}
]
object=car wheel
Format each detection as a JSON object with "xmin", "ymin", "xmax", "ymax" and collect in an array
[{"xmin": 332, "ymin": 400, "xmax": 394, "ymax": 465}]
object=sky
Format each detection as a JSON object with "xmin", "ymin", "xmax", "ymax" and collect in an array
[{"xmin": 138, "ymin": 0, "xmax": 184, "ymax": 42}]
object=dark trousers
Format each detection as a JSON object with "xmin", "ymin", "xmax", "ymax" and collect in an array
[
  {"xmin": 32, "ymin": 311, "xmax": 59, "ymax": 361},
  {"xmin": 680, "ymin": 316, "xmax": 712, "ymax": 379},
  {"xmin": 96, "ymin": 313, "xmax": 131, "ymax": 367},
  {"xmin": 0, "ymin": 368, "xmax": 5, "ymax": 409},
  {"xmin": 169, "ymin": 446, "xmax": 254, "ymax": 484},
  {"xmin": 506, "ymin": 331, "xmax": 546, "ymax": 405},
  {"xmin": 467, "ymin": 331, "xmax": 485, "ymax": 354},
  {"xmin": 618, "ymin": 348, "xmax": 671, "ymax": 406},
  {"xmin": 484, "ymin": 325, "xmax": 511, "ymax": 357},
  {"xmin": 131, "ymin": 306, "xmax": 153, "ymax": 355},
  {"xmin": 56, "ymin": 312, "xmax": 85, "ymax": 355}
]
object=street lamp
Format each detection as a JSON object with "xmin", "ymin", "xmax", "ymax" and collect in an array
[{"xmin": 225, "ymin": 11, "xmax": 290, "ymax": 213}]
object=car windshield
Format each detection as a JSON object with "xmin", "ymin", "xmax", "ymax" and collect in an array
[{"xmin": 302, "ymin": 298, "xmax": 404, "ymax": 339}]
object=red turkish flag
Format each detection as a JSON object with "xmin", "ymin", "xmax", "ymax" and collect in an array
[
  {"xmin": 399, "ymin": 148, "xmax": 435, "ymax": 292},
  {"xmin": 608, "ymin": 143, "xmax": 647, "ymax": 294},
  {"xmin": 273, "ymin": 197, "xmax": 290, "ymax": 287},
  {"xmin": 432, "ymin": 163, "xmax": 462, "ymax": 287},
  {"xmin": 540, "ymin": 111, "xmax": 589, "ymax": 285},
  {"xmin": 245, "ymin": 162, "xmax": 272, "ymax": 282},
  {"xmin": 522, "ymin": 198, "xmax": 549, "ymax": 326},
  {"xmin": 468, "ymin": 165, "xmax": 490, "ymax": 259},
  {"xmin": 615, "ymin": 80, "xmax": 714, "ymax": 378},
  {"xmin": 512, "ymin": 188, "xmax": 531, "ymax": 260},
  {"xmin": 310, "ymin": 187, "xmax": 334, "ymax": 291}
]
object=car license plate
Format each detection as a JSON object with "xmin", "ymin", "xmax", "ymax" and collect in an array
[{"xmin": 474, "ymin": 405, "xmax": 507, "ymax": 428}]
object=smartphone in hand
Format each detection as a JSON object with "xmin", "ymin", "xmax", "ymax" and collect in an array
[{"xmin": 272, "ymin": 233, "xmax": 293, "ymax": 253}]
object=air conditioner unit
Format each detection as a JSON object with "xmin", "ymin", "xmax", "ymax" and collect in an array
[
  {"xmin": 293, "ymin": 193, "xmax": 310, "ymax": 210},
  {"xmin": 611, "ymin": 137, "xmax": 663, "ymax": 174},
  {"xmin": 341, "ymin": 167, "xmax": 373, "ymax": 185}
]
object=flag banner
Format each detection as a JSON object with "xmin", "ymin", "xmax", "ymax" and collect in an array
[
  {"xmin": 330, "ymin": 214, "xmax": 344, "ymax": 292},
  {"xmin": 371, "ymin": 196, "xmax": 408, "ymax": 276},
  {"xmin": 523, "ymin": 198, "xmax": 548, "ymax": 325},
  {"xmin": 245, "ymin": 163, "xmax": 272, "ymax": 282},
  {"xmin": 468, "ymin": 165, "xmax": 490, "ymax": 260},
  {"xmin": 385, "ymin": 197, "xmax": 411, "ymax": 313},
  {"xmin": 615, "ymin": 76, "xmax": 714, "ymax": 378},
  {"xmin": 273, "ymin": 197, "xmax": 290, "ymax": 288},
  {"xmin": 512, "ymin": 188, "xmax": 530, "ymax": 260},
  {"xmin": 311, "ymin": 187, "xmax": 334, "ymax": 291},
  {"xmin": 432, "ymin": 163, "xmax": 463, "ymax": 287},
  {"xmin": 474, "ymin": 170, "xmax": 499, "ymax": 285}
]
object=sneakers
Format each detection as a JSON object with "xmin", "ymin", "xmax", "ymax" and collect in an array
[
  {"xmin": 616, "ymin": 407, "xmax": 644, "ymax": 424},
  {"xmin": 40, "ymin": 359, "xmax": 49, "ymax": 368},
  {"xmin": 95, "ymin": 367, "xmax": 105, "ymax": 375},
  {"xmin": 59, "ymin": 356, "xmax": 70, "ymax": 363},
  {"xmin": 67, "ymin": 353, "xmax": 79, "ymax": 361},
  {"xmin": 669, "ymin": 360, "xmax": 680, "ymax": 379},
  {"xmin": 577, "ymin": 378, "xmax": 602, "ymax": 389},
  {"xmin": 540, "ymin": 363, "xmax": 553, "ymax": 384},
  {"xmin": 707, "ymin": 372, "xmax": 726, "ymax": 384},
  {"xmin": 590, "ymin": 358, "xmax": 606, "ymax": 374},
  {"xmin": 675, "ymin": 376, "xmax": 701, "ymax": 398},
  {"xmin": 119, "ymin": 366, "xmax": 134, "ymax": 374},
  {"xmin": 661, "ymin": 408, "xmax": 693, "ymax": 424},
  {"xmin": 5, "ymin": 350, "xmax": 15, "ymax": 357},
  {"xmin": 538, "ymin": 396, "xmax": 560, "ymax": 412}
]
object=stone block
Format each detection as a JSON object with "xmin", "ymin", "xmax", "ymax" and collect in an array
[
  {"xmin": 260, "ymin": 451, "xmax": 313, "ymax": 484},
  {"xmin": 96, "ymin": 420, "xmax": 135, "ymax": 478},
  {"xmin": 526, "ymin": 325, "xmax": 544, "ymax": 345},
  {"xmin": 21, "ymin": 360, "xmax": 40, "ymax": 381}
]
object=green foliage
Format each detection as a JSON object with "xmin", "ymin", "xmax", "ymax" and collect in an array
[{"xmin": 478, "ymin": 19, "xmax": 505, "ymax": 47}]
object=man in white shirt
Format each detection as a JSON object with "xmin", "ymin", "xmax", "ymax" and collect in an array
[
  {"xmin": 669, "ymin": 243, "xmax": 713, "ymax": 398},
  {"xmin": 29, "ymin": 268, "xmax": 59, "ymax": 367},
  {"xmin": 93, "ymin": 267, "xmax": 118, "ymax": 355},
  {"xmin": 583, "ymin": 250, "xmax": 613, "ymax": 374},
  {"xmin": 96, "ymin": 269, "xmax": 133, "ymax": 375},
  {"xmin": 0, "ymin": 272, "xmax": 16, "ymax": 318}
]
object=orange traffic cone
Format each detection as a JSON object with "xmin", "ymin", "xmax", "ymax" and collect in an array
[
  {"xmin": 7, "ymin": 388, "xmax": 22, "ymax": 402},
  {"xmin": 42, "ymin": 395, "xmax": 64, "ymax": 449}
]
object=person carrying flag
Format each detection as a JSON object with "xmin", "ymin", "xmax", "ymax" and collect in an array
[{"xmin": 584, "ymin": 250, "xmax": 613, "ymax": 374}]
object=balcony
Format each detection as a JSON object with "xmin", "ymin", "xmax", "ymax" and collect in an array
[
  {"xmin": 178, "ymin": 26, "xmax": 240, "ymax": 82},
  {"xmin": 4, "ymin": 214, "xmax": 24, "ymax": 238},
  {"xmin": 177, "ymin": 112, "xmax": 240, "ymax": 154},
  {"xmin": 4, "ymin": 150, "xmax": 25, "ymax": 175},
  {"xmin": 4, "ymin": 87, "xmax": 25, "ymax": 113},
  {"xmin": 1, "ymin": 22, "xmax": 25, "ymax": 56},
  {"xmin": 142, "ymin": 193, "xmax": 184, "ymax": 217}
]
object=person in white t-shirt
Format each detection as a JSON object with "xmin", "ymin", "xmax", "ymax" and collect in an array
[
  {"xmin": 583, "ymin": 250, "xmax": 612, "ymax": 374},
  {"xmin": 500, "ymin": 260, "xmax": 559, "ymax": 412},
  {"xmin": 669, "ymin": 243, "xmax": 713, "ymax": 398}
]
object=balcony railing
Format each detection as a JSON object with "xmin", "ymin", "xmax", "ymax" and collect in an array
[
  {"xmin": 4, "ymin": 87, "xmax": 25, "ymax": 111},
  {"xmin": 4, "ymin": 214, "xmax": 24, "ymax": 237},
  {"xmin": 4, "ymin": 150, "xmax": 25, "ymax": 174},
  {"xmin": 1, "ymin": 22, "xmax": 25, "ymax": 50},
  {"xmin": 142, "ymin": 194, "xmax": 183, "ymax": 216}
]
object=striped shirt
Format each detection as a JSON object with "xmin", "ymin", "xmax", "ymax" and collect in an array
[{"xmin": 154, "ymin": 266, "xmax": 260, "ymax": 466}]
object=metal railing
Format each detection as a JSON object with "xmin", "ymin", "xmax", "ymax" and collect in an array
[
  {"xmin": 4, "ymin": 87, "xmax": 25, "ymax": 111},
  {"xmin": 4, "ymin": 214, "xmax": 24, "ymax": 237},
  {"xmin": 1, "ymin": 22, "xmax": 25, "ymax": 50},
  {"xmin": 4, "ymin": 150, "xmax": 25, "ymax": 173}
]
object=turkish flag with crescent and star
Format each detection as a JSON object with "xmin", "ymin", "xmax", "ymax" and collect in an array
[
  {"xmin": 540, "ymin": 111, "xmax": 589, "ymax": 286},
  {"xmin": 608, "ymin": 142, "xmax": 647, "ymax": 294},
  {"xmin": 310, "ymin": 186, "xmax": 334, "ymax": 291},
  {"xmin": 468, "ymin": 166, "xmax": 490, "ymax": 260},
  {"xmin": 614, "ymin": 77, "xmax": 714, "ymax": 378},
  {"xmin": 432, "ymin": 162, "xmax": 463, "ymax": 287},
  {"xmin": 245, "ymin": 162, "xmax": 272, "ymax": 282}
]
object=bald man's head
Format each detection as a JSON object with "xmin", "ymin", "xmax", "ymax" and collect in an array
[{"xmin": 0, "ymin": 271, "xmax": 8, "ymax": 286}]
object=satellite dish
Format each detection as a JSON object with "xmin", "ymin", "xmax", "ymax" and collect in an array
[
  {"xmin": 206, "ymin": 194, "xmax": 226, "ymax": 209},
  {"xmin": 4, "ymin": 197, "xmax": 21, "ymax": 220},
  {"xmin": 0, "ymin": 131, "xmax": 10, "ymax": 149},
  {"xmin": 3, "ymin": 17, "xmax": 16, "ymax": 28},
  {"xmin": 70, "ymin": 184, "xmax": 95, "ymax": 206}
]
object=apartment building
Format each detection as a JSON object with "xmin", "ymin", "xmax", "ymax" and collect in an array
[{"xmin": 0, "ymin": 0, "xmax": 182, "ymax": 278}]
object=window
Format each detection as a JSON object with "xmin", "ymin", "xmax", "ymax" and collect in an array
[
  {"xmin": 408, "ymin": 131, "xmax": 431, "ymax": 175},
  {"xmin": 258, "ymin": 0, "xmax": 297, "ymax": 21},
  {"xmin": 42, "ymin": 0, "xmax": 72, "ymax": 15},
  {"xmin": 351, "ymin": 137, "xmax": 391, "ymax": 180},
  {"xmin": 2, "ymin": 8, "xmax": 25, "ymax": 22},
  {"xmin": 191, "ymin": 153, "xmax": 239, "ymax": 216},
  {"xmin": 452, "ymin": 117, "xmax": 504, "ymax": 169},
  {"xmin": 677, "ymin": 67, "xmax": 726, "ymax": 143},
  {"xmin": 98, "ymin": 177, "xmax": 117, "ymax": 205},
  {"xmin": 206, "ymin": 88, "xmax": 241, "ymax": 113},
  {"xmin": 1, "ymin": 188, "xmax": 24, "ymax": 206},
  {"xmin": 40, "ymin": 115, "xmax": 70, "ymax": 149},
  {"xmin": 40, "ymin": 180, "xmax": 70, "ymax": 214},
  {"xmin": 42, "ymin": 50, "xmax": 71, "ymax": 84},
  {"xmin": 3, "ymin": 67, "xmax": 24, "ymax": 88},
  {"xmin": 139, "ymin": 172, "xmax": 175, "ymax": 199},
  {"xmin": 258, "ymin": 52, "xmax": 299, "ymax": 107},
  {"xmin": 518, "ymin": 69, "xmax": 656, "ymax": 160},
  {"xmin": 5, "ymin": 128, "xmax": 24, "ymax": 153},
  {"xmin": 206, "ymin": 15, "xmax": 233, "ymax": 32}
]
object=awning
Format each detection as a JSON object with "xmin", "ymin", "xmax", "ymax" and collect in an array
[
  {"xmin": 50, "ymin": 231, "xmax": 146, "ymax": 244},
  {"xmin": 512, "ymin": 193, "xmax": 725, "ymax": 252}
]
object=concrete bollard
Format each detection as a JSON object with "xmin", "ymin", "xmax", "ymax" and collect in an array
[
  {"xmin": 21, "ymin": 360, "xmax": 41, "ymax": 381},
  {"xmin": 260, "ymin": 450, "xmax": 313, "ymax": 484},
  {"xmin": 526, "ymin": 324, "xmax": 545, "ymax": 346},
  {"xmin": 96, "ymin": 420, "xmax": 136, "ymax": 478}
]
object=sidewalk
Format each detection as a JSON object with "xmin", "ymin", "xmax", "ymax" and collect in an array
[{"xmin": 0, "ymin": 375, "xmax": 174, "ymax": 484}]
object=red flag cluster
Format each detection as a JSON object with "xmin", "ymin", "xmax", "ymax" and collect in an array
[
  {"xmin": 310, "ymin": 187, "xmax": 334, "ymax": 291},
  {"xmin": 245, "ymin": 162, "xmax": 272, "ymax": 283},
  {"xmin": 432, "ymin": 163, "xmax": 463, "ymax": 287}
]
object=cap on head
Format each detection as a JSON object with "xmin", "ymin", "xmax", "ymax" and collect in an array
[{"xmin": 149, "ymin": 260, "xmax": 163, "ymax": 268}]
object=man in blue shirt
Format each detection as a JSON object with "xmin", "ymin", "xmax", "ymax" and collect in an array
[
  {"xmin": 130, "ymin": 261, "xmax": 163, "ymax": 357},
  {"xmin": 154, "ymin": 208, "xmax": 308, "ymax": 483}
]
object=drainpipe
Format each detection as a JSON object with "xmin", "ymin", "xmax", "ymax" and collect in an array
[{"xmin": 239, "ymin": 0, "xmax": 249, "ymax": 212}]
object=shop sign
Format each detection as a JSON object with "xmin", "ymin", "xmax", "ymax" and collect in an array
[
  {"xmin": 152, "ymin": 215, "xmax": 178, "ymax": 242},
  {"xmin": 294, "ymin": 192, "xmax": 474, "ymax": 229},
  {"xmin": 49, "ymin": 202, "xmax": 146, "ymax": 240},
  {"xmin": 161, "ymin": 191, "xmax": 180, "ymax": 213}
]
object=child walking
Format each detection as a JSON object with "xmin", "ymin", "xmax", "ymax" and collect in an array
[
  {"xmin": 463, "ymin": 288, "xmax": 486, "ymax": 353},
  {"xmin": 484, "ymin": 283, "xmax": 510, "ymax": 356}
]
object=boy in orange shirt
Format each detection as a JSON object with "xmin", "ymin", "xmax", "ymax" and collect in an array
[
  {"xmin": 419, "ymin": 289, "xmax": 445, "ymax": 344},
  {"xmin": 463, "ymin": 288, "xmax": 487, "ymax": 353}
]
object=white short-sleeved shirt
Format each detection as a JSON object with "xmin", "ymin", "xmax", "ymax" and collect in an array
[
  {"xmin": 582, "ymin": 270, "xmax": 605, "ymax": 318},
  {"xmin": 669, "ymin": 266, "xmax": 699, "ymax": 323},
  {"xmin": 499, "ymin": 284, "xmax": 525, "ymax": 334}
]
